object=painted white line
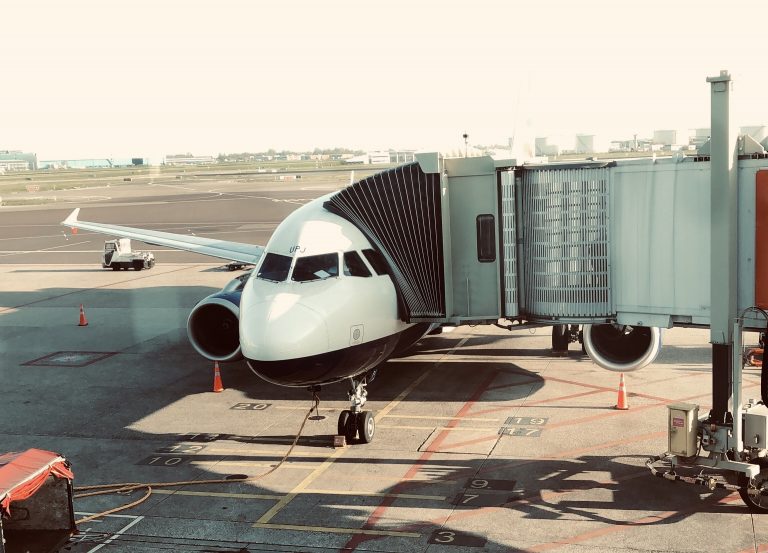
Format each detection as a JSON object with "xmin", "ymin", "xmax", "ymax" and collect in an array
[
  {"xmin": 382, "ymin": 414, "xmax": 500, "ymax": 422},
  {"xmin": 86, "ymin": 515, "xmax": 144, "ymax": 552},
  {"xmin": 0, "ymin": 240, "xmax": 91, "ymax": 257}
]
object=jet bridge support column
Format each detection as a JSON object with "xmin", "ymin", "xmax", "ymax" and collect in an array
[{"xmin": 707, "ymin": 70, "xmax": 739, "ymax": 424}]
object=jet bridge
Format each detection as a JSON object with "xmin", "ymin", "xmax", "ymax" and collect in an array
[
  {"xmin": 328, "ymin": 151, "xmax": 768, "ymax": 332},
  {"xmin": 327, "ymin": 69, "xmax": 768, "ymax": 512}
]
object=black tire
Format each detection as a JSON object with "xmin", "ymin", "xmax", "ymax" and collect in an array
[
  {"xmin": 357, "ymin": 411, "xmax": 375, "ymax": 443},
  {"xmin": 344, "ymin": 412, "xmax": 358, "ymax": 443},
  {"xmin": 337, "ymin": 410, "xmax": 351, "ymax": 436},
  {"xmin": 552, "ymin": 325, "xmax": 569, "ymax": 352},
  {"xmin": 133, "ymin": 261, "xmax": 143, "ymax": 271},
  {"xmin": 111, "ymin": 265, "xmax": 120, "ymax": 271},
  {"xmin": 739, "ymin": 459, "xmax": 768, "ymax": 512}
]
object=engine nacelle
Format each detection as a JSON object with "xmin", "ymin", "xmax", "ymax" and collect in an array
[
  {"xmin": 186, "ymin": 274, "xmax": 249, "ymax": 362},
  {"xmin": 582, "ymin": 323, "xmax": 662, "ymax": 372}
]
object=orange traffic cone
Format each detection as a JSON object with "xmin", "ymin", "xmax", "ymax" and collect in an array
[
  {"xmin": 615, "ymin": 373, "xmax": 629, "ymax": 410},
  {"xmin": 212, "ymin": 361, "xmax": 224, "ymax": 393},
  {"xmin": 78, "ymin": 304, "xmax": 88, "ymax": 326}
]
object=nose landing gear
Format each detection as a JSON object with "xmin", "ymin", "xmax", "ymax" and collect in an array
[{"xmin": 337, "ymin": 372, "xmax": 377, "ymax": 444}]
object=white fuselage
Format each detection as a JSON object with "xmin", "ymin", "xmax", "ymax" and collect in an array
[{"xmin": 238, "ymin": 194, "xmax": 411, "ymax": 383}]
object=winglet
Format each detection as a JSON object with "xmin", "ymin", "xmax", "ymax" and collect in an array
[{"xmin": 63, "ymin": 208, "xmax": 80, "ymax": 226}]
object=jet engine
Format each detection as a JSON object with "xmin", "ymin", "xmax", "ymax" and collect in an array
[
  {"xmin": 582, "ymin": 323, "xmax": 662, "ymax": 372},
  {"xmin": 186, "ymin": 273, "xmax": 249, "ymax": 362}
]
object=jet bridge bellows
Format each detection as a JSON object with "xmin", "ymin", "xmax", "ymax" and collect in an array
[{"xmin": 325, "ymin": 163, "xmax": 445, "ymax": 321}]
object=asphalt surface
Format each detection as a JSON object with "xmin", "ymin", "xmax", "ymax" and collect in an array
[{"xmin": 1, "ymin": 177, "xmax": 767, "ymax": 552}]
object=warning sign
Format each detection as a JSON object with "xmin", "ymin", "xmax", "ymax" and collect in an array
[{"xmin": 672, "ymin": 417, "xmax": 685, "ymax": 428}]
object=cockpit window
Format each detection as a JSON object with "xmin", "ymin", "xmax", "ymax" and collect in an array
[
  {"xmin": 343, "ymin": 251, "xmax": 371, "ymax": 277},
  {"xmin": 256, "ymin": 252, "xmax": 292, "ymax": 282},
  {"xmin": 292, "ymin": 253, "xmax": 339, "ymax": 282},
  {"xmin": 362, "ymin": 248, "xmax": 389, "ymax": 276}
]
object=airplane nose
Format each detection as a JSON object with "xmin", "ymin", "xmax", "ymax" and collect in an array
[{"xmin": 240, "ymin": 300, "xmax": 329, "ymax": 361}]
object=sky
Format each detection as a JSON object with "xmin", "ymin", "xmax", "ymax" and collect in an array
[{"xmin": 2, "ymin": 0, "xmax": 768, "ymax": 160}]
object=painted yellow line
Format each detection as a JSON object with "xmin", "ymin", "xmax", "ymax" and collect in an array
[
  {"xmin": 250, "ymin": 336, "xmax": 471, "ymax": 529},
  {"xmin": 152, "ymin": 489, "xmax": 281, "ymax": 500},
  {"xmin": 274, "ymin": 405, "xmax": 338, "ymax": 411},
  {"xmin": 374, "ymin": 370, "xmax": 432, "ymax": 424},
  {"xmin": 252, "ymin": 522, "xmax": 419, "ymax": 538},
  {"xmin": 255, "ymin": 447, "xmax": 347, "ymax": 524},
  {"xmin": 307, "ymin": 489, "xmax": 446, "ymax": 501},
  {"xmin": 202, "ymin": 448, "xmax": 331, "ymax": 458},
  {"xmin": 382, "ymin": 414, "xmax": 500, "ymax": 422},
  {"xmin": 154, "ymin": 488, "xmax": 444, "ymax": 501},
  {"xmin": 379, "ymin": 424, "xmax": 499, "ymax": 432},
  {"xmin": 192, "ymin": 461, "xmax": 319, "ymax": 470},
  {"xmin": 245, "ymin": 436, "xmax": 328, "ymax": 444}
]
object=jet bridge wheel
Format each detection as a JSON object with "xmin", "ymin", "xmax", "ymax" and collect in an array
[{"xmin": 738, "ymin": 459, "xmax": 768, "ymax": 512}]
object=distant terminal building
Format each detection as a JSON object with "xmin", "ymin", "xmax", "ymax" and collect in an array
[
  {"xmin": 0, "ymin": 160, "xmax": 30, "ymax": 172},
  {"xmin": 38, "ymin": 158, "xmax": 146, "ymax": 170},
  {"xmin": 344, "ymin": 150, "xmax": 415, "ymax": 165},
  {"xmin": 165, "ymin": 154, "xmax": 216, "ymax": 166},
  {"xmin": 0, "ymin": 150, "xmax": 37, "ymax": 171},
  {"xmin": 389, "ymin": 150, "xmax": 416, "ymax": 164}
]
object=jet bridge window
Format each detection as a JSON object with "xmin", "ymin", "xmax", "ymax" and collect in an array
[
  {"xmin": 292, "ymin": 253, "xmax": 339, "ymax": 282},
  {"xmin": 343, "ymin": 251, "xmax": 372, "ymax": 277},
  {"xmin": 256, "ymin": 252, "xmax": 291, "ymax": 282},
  {"xmin": 476, "ymin": 214, "xmax": 496, "ymax": 263}
]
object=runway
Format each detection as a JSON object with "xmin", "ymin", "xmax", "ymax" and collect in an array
[
  {"xmin": 1, "ymin": 179, "xmax": 767, "ymax": 552},
  {"xmin": 0, "ymin": 172, "xmax": 339, "ymax": 264}
]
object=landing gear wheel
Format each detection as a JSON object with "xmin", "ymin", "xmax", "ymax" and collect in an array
[
  {"xmin": 739, "ymin": 459, "xmax": 768, "ymax": 512},
  {"xmin": 344, "ymin": 412, "xmax": 359, "ymax": 443},
  {"xmin": 357, "ymin": 411, "xmax": 375, "ymax": 443},
  {"xmin": 338, "ymin": 410, "xmax": 351, "ymax": 436},
  {"xmin": 552, "ymin": 325, "xmax": 569, "ymax": 351}
]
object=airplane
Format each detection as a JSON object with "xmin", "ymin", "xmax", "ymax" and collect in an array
[{"xmin": 62, "ymin": 166, "xmax": 663, "ymax": 445}]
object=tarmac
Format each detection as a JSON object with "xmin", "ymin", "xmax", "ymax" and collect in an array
[{"xmin": 1, "ymin": 176, "xmax": 768, "ymax": 552}]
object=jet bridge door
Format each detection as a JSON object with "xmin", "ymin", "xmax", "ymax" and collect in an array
[{"xmin": 442, "ymin": 157, "xmax": 502, "ymax": 321}]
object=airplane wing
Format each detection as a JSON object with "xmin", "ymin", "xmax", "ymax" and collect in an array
[{"xmin": 62, "ymin": 208, "xmax": 264, "ymax": 264}]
